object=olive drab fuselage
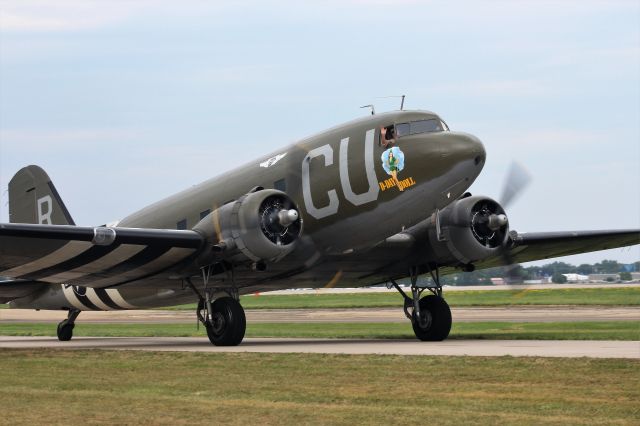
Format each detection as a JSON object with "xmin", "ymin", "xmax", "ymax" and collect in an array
[
  {"xmin": 121, "ymin": 110, "xmax": 485, "ymax": 254},
  {"xmin": 9, "ymin": 110, "xmax": 487, "ymax": 310}
]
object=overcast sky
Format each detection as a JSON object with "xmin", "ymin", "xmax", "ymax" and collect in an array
[{"xmin": 0, "ymin": 0, "xmax": 638, "ymax": 266}]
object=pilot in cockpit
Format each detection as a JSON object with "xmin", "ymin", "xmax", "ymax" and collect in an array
[{"xmin": 380, "ymin": 126, "xmax": 395, "ymax": 148}]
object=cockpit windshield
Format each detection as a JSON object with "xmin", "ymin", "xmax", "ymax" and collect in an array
[{"xmin": 396, "ymin": 118, "xmax": 447, "ymax": 137}]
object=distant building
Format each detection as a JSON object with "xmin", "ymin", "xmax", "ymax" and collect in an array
[
  {"xmin": 490, "ymin": 278, "xmax": 505, "ymax": 285},
  {"xmin": 562, "ymin": 273, "xmax": 589, "ymax": 283},
  {"xmin": 588, "ymin": 273, "xmax": 619, "ymax": 282}
]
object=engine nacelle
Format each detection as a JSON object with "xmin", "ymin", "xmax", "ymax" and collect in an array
[
  {"xmin": 194, "ymin": 189, "xmax": 303, "ymax": 265},
  {"xmin": 426, "ymin": 195, "xmax": 509, "ymax": 266}
]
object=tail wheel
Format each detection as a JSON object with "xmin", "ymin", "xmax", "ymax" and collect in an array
[
  {"xmin": 412, "ymin": 295, "xmax": 452, "ymax": 341},
  {"xmin": 205, "ymin": 297, "xmax": 246, "ymax": 346}
]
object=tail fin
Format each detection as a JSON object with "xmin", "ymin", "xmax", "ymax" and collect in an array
[{"xmin": 8, "ymin": 165, "xmax": 75, "ymax": 225}]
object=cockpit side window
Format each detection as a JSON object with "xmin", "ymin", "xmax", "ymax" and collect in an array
[
  {"xmin": 396, "ymin": 118, "xmax": 444, "ymax": 137},
  {"xmin": 395, "ymin": 123, "xmax": 410, "ymax": 137}
]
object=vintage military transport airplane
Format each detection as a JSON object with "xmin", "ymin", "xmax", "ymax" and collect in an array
[{"xmin": 1, "ymin": 109, "xmax": 638, "ymax": 345}]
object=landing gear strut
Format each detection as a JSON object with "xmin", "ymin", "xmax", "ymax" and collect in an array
[
  {"xmin": 389, "ymin": 266, "xmax": 452, "ymax": 341},
  {"xmin": 57, "ymin": 309, "xmax": 80, "ymax": 341},
  {"xmin": 187, "ymin": 278, "xmax": 246, "ymax": 346}
]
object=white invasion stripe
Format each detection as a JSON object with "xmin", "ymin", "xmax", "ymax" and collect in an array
[
  {"xmin": 0, "ymin": 241, "xmax": 90, "ymax": 277},
  {"xmin": 61, "ymin": 285, "xmax": 91, "ymax": 311},
  {"xmin": 86, "ymin": 288, "xmax": 116, "ymax": 311},
  {"xmin": 89, "ymin": 247, "xmax": 195, "ymax": 288},
  {"xmin": 40, "ymin": 244, "xmax": 146, "ymax": 283},
  {"xmin": 105, "ymin": 289, "xmax": 137, "ymax": 309}
]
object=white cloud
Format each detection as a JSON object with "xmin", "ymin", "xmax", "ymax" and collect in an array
[
  {"xmin": 428, "ymin": 80, "xmax": 549, "ymax": 98},
  {"xmin": 495, "ymin": 129, "xmax": 603, "ymax": 149},
  {"xmin": 0, "ymin": 128, "xmax": 143, "ymax": 152},
  {"xmin": 0, "ymin": 0, "xmax": 230, "ymax": 33},
  {"xmin": 540, "ymin": 45, "xmax": 640, "ymax": 70},
  {"xmin": 191, "ymin": 65, "xmax": 281, "ymax": 84},
  {"xmin": 2, "ymin": 0, "xmax": 637, "ymax": 34},
  {"xmin": 0, "ymin": 1, "xmax": 134, "ymax": 32}
]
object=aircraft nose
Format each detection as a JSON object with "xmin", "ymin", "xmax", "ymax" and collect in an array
[
  {"xmin": 442, "ymin": 131, "xmax": 486, "ymax": 168},
  {"xmin": 462, "ymin": 132, "xmax": 486, "ymax": 167}
]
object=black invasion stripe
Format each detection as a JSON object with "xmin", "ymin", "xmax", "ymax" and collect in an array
[
  {"xmin": 47, "ymin": 181, "xmax": 76, "ymax": 225},
  {"xmin": 82, "ymin": 245, "xmax": 173, "ymax": 283},
  {"xmin": 73, "ymin": 288, "xmax": 101, "ymax": 311},
  {"xmin": 108, "ymin": 248, "xmax": 201, "ymax": 289},
  {"xmin": 94, "ymin": 288, "xmax": 124, "ymax": 310},
  {"xmin": 19, "ymin": 244, "xmax": 122, "ymax": 280}
]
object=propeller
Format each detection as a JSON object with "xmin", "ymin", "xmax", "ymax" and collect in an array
[
  {"xmin": 500, "ymin": 162, "xmax": 532, "ymax": 210},
  {"xmin": 496, "ymin": 161, "xmax": 532, "ymax": 284},
  {"xmin": 211, "ymin": 203, "xmax": 222, "ymax": 243}
]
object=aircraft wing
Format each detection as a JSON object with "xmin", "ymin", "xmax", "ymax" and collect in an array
[
  {"xmin": 475, "ymin": 229, "xmax": 639, "ymax": 269},
  {"xmin": 0, "ymin": 223, "xmax": 204, "ymax": 288}
]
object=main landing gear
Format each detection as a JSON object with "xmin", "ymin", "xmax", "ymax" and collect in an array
[
  {"xmin": 57, "ymin": 309, "xmax": 80, "ymax": 341},
  {"xmin": 187, "ymin": 279, "xmax": 246, "ymax": 346},
  {"xmin": 389, "ymin": 266, "xmax": 452, "ymax": 341},
  {"xmin": 198, "ymin": 297, "xmax": 246, "ymax": 346}
]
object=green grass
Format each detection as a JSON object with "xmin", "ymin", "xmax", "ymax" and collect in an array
[
  {"xmin": 4, "ymin": 287, "xmax": 639, "ymax": 311},
  {"xmin": 2, "ymin": 320, "xmax": 638, "ymax": 340},
  {"xmin": 0, "ymin": 349, "xmax": 638, "ymax": 425},
  {"xmin": 159, "ymin": 287, "xmax": 640, "ymax": 310}
]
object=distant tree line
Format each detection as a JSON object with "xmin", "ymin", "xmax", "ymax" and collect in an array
[{"xmin": 441, "ymin": 260, "xmax": 639, "ymax": 286}]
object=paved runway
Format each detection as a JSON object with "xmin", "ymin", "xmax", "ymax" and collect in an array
[
  {"xmin": 1, "ymin": 306, "xmax": 638, "ymax": 323},
  {"xmin": 1, "ymin": 336, "xmax": 638, "ymax": 358}
]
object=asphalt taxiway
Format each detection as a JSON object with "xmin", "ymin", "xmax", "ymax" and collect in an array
[{"xmin": 1, "ymin": 336, "xmax": 638, "ymax": 358}]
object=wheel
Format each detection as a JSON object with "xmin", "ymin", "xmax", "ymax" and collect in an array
[
  {"xmin": 205, "ymin": 297, "xmax": 246, "ymax": 346},
  {"xmin": 57, "ymin": 321, "xmax": 74, "ymax": 341},
  {"xmin": 412, "ymin": 295, "xmax": 452, "ymax": 341}
]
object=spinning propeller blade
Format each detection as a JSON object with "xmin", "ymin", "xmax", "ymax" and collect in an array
[
  {"xmin": 500, "ymin": 161, "xmax": 532, "ymax": 209},
  {"xmin": 496, "ymin": 162, "xmax": 533, "ymax": 284}
]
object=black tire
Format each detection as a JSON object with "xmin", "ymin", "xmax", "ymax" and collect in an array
[
  {"xmin": 412, "ymin": 295, "xmax": 452, "ymax": 341},
  {"xmin": 57, "ymin": 322, "xmax": 74, "ymax": 341},
  {"xmin": 205, "ymin": 297, "xmax": 246, "ymax": 346}
]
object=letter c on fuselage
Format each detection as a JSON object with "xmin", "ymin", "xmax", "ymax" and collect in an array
[{"xmin": 302, "ymin": 145, "xmax": 339, "ymax": 219}]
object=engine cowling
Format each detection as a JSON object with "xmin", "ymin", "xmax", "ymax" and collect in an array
[
  {"xmin": 426, "ymin": 195, "xmax": 509, "ymax": 266},
  {"xmin": 194, "ymin": 189, "xmax": 303, "ymax": 265}
]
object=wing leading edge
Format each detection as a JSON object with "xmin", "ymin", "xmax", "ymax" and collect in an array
[
  {"xmin": 476, "ymin": 229, "xmax": 639, "ymax": 269},
  {"xmin": 0, "ymin": 223, "xmax": 204, "ymax": 288}
]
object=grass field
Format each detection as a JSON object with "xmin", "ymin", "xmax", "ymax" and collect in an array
[
  {"xmin": 2, "ymin": 321, "xmax": 638, "ymax": 340},
  {"xmin": 1, "ymin": 349, "xmax": 638, "ymax": 425},
  {"xmin": 160, "ymin": 287, "xmax": 640, "ymax": 310}
]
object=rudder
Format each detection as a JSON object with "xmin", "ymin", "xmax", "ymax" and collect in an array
[{"xmin": 8, "ymin": 165, "xmax": 75, "ymax": 225}]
